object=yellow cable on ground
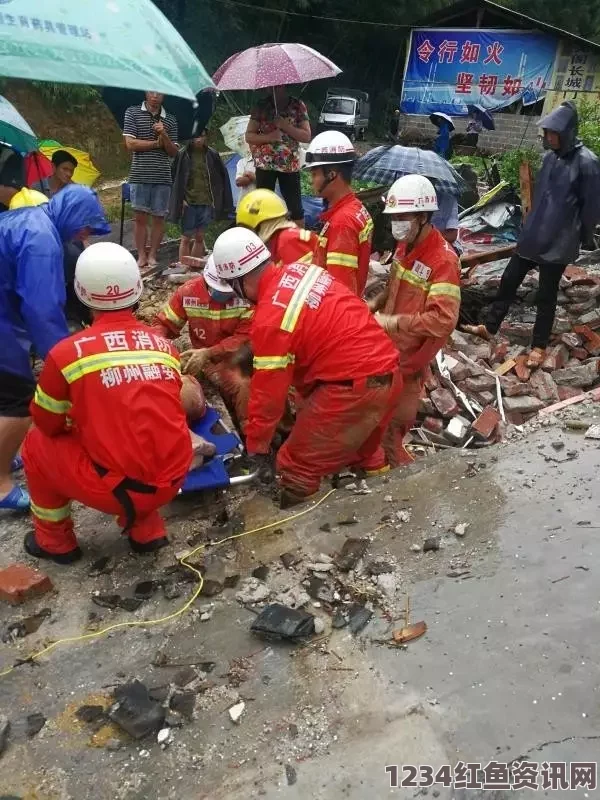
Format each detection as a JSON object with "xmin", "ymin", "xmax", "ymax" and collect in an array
[{"xmin": 0, "ymin": 489, "xmax": 336, "ymax": 678}]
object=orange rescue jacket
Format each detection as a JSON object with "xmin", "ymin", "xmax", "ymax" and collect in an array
[
  {"xmin": 314, "ymin": 192, "xmax": 373, "ymax": 296},
  {"xmin": 384, "ymin": 227, "xmax": 461, "ymax": 376},
  {"xmin": 269, "ymin": 227, "xmax": 318, "ymax": 267}
]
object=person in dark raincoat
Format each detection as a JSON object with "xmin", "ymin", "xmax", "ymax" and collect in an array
[
  {"xmin": 0, "ymin": 184, "xmax": 109, "ymax": 510},
  {"xmin": 464, "ymin": 101, "xmax": 600, "ymax": 368}
]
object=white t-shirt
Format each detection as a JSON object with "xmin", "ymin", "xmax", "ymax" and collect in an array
[{"xmin": 235, "ymin": 155, "xmax": 256, "ymax": 203}]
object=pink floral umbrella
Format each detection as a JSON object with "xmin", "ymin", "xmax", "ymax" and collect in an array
[{"xmin": 213, "ymin": 43, "xmax": 341, "ymax": 90}]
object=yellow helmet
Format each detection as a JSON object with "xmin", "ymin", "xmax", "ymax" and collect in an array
[{"xmin": 236, "ymin": 188, "xmax": 288, "ymax": 230}]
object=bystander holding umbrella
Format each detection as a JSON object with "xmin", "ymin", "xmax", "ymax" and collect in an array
[
  {"xmin": 466, "ymin": 104, "xmax": 496, "ymax": 131},
  {"xmin": 0, "ymin": 94, "xmax": 38, "ymax": 154},
  {"xmin": 354, "ymin": 145, "xmax": 465, "ymax": 197},
  {"xmin": 220, "ymin": 116, "xmax": 251, "ymax": 156}
]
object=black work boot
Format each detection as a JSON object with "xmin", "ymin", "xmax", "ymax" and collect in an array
[
  {"xmin": 279, "ymin": 488, "xmax": 310, "ymax": 510},
  {"xmin": 129, "ymin": 536, "xmax": 169, "ymax": 554},
  {"xmin": 24, "ymin": 531, "xmax": 82, "ymax": 565}
]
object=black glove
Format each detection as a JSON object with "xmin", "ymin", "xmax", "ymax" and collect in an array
[{"xmin": 246, "ymin": 453, "xmax": 274, "ymax": 484}]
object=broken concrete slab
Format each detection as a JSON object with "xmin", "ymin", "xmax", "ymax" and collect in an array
[
  {"xmin": 552, "ymin": 361, "xmax": 600, "ymax": 388},
  {"xmin": 430, "ymin": 388, "xmax": 460, "ymax": 418},
  {"xmin": 542, "ymin": 344, "xmax": 569, "ymax": 373},
  {"xmin": 502, "ymin": 395, "xmax": 546, "ymax": 414},
  {"xmin": 235, "ymin": 578, "xmax": 271, "ymax": 606},
  {"xmin": 529, "ymin": 370, "xmax": 560, "ymax": 404},
  {"xmin": 444, "ymin": 415, "xmax": 470, "ymax": 445},
  {"xmin": 109, "ymin": 681, "xmax": 166, "ymax": 740},
  {"xmin": 335, "ymin": 538, "xmax": 368, "ymax": 572},
  {"xmin": 464, "ymin": 374, "xmax": 497, "ymax": 394}
]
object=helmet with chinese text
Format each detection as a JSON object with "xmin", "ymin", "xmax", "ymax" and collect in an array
[
  {"xmin": 236, "ymin": 189, "xmax": 288, "ymax": 230},
  {"xmin": 304, "ymin": 130, "xmax": 356, "ymax": 169},
  {"xmin": 383, "ymin": 174, "xmax": 438, "ymax": 215},
  {"xmin": 212, "ymin": 227, "xmax": 272, "ymax": 281},
  {"xmin": 203, "ymin": 254, "xmax": 233, "ymax": 295},
  {"xmin": 74, "ymin": 242, "xmax": 143, "ymax": 311}
]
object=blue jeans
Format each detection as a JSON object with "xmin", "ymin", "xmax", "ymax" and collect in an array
[
  {"xmin": 181, "ymin": 204, "xmax": 214, "ymax": 237},
  {"xmin": 130, "ymin": 183, "xmax": 171, "ymax": 217}
]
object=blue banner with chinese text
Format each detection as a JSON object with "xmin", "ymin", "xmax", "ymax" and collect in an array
[{"xmin": 401, "ymin": 28, "xmax": 557, "ymax": 115}]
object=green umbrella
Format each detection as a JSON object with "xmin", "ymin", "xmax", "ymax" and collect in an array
[
  {"xmin": 0, "ymin": 1, "xmax": 213, "ymax": 100},
  {"xmin": 0, "ymin": 94, "xmax": 38, "ymax": 153}
]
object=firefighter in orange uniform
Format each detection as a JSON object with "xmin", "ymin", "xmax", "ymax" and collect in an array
[
  {"xmin": 304, "ymin": 131, "xmax": 373, "ymax": 296},
  {"xmin": 22, "ymin": 243, "xmax": 193, "ymax": 564},
  {"xmin": 236, "ymin": 188, "xmax": 318, "ymax": 267},
  {"xmin": 371, "ymin": 175, "xmax": 461, "ymax": 467},
  {"xmin": 155, "ymin": 256, "xmax": 253, "ymax": 430},
  {"xmin": 212, "ymin": 227, "xmax": 402, "ymax": 508}
]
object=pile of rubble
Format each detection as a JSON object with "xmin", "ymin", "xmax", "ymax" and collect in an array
[{"xmin": 411, "ymin": 261, "xmax": 600, "ymax": 449}]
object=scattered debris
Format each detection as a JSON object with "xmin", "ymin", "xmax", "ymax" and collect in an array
[
  {"xmin": 250, "ymin": 603, "xmax": 315, "ymax": 641},
  {"xmin": 75, "ymin": 705, "xmax": 105, "ymax": 724},
  {"xmin": 366, "ymin": 558, "xmax": 394, "ymax": 575},
  {"xmin": 396, "ymin": 509, "xmax": 412, "ymax": 524},
  {"xmin": 313, "ymin": 617, "xmax": 326, "ymax": 635},
  {"xmin": 0, "ymin": 715, "xmax": 10, "ymax": 756},
  {"xmin": 392, "ymin": 621, "xmax": 428, "ymax": 644},
  {"xmin": 163, "ymin": 582, "xmax": 182, "ymax": 600},
  {"xmin": 2, "ymin": 607, "xmax": 51, "ymax": 642},
  {"xmin": 92, "ymin": 594, "xmax": 143, "ymax": 612},
  {"xmin": 236, "ymin": 578, "xmax": 271, "ymax": 606},
  {"xmin": 453, "ymin": 523, "xmax": 470, "ymax": 537},
  {"xmin": 252, "ymin": 565, "xmax": 270, "ymax": 581},
  {"xmin": 319, "ymin": 522, "xmax": 332, "ymax": 533},
  {"xmin": 338, "ymin": 514, "xmax": 359, "ymax": 526},
  {"xmin": 285, "ymin": 764, "xmax": 298, "ymax": 786},
  {"xmin": 410, "ymin": 543, "xmax": 422, "ymax": 553},
  {"xmin": 26, "ymin": 712, "xmax": 46, "ymax": 738},
  {"xmin": 134, "ymin": 580, "xmax": 161, "ymax": 600},
  {"xmin": 157, "ymin": 728, "xmax": 171, "ymax": 746},
  {"xmin": 335, "ymin": 538, "xmax": 368, "ymax": 572},
  {"xmin": 584, "ymin": 424, "xmax": 600, "ymax": 439},
  {"xmin": 173, "ymin": 666, "xmax": 198, "ymax": 688},
  {"xmin": 377, "ymin": 573, "xmax": 398, "ymax": 598},
  {"xmin": 280, "ymin": 551, "xmax": 301, "ymax": 570},
  {"xmin": 109, "ymin": 680, "xmax": 166, "ymax": 740},
  {"xmin": 334, "ymin": 603, "xmax": 373, "ymax": 634},
  {"xmin": 88, "ymin": 556, "xmax": 113, "ymax": 577},
  {"xmin": 169, "ymin": 691, "xmax": 196, "ymax": 719},
  {"xmin": 423, "ymin": 537, "xmax": 441, "ymax": 553},
  {"xmin": 228, "ymin": 701, "xmax": 246, "ymax": 724}
]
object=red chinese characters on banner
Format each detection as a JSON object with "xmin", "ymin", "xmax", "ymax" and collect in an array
[
  {"xmin": 460, "ymin": 41, "xmax": 481, "ymax": 64},
  {"xmin": 483, "ymin": 41, "xmax": 504, "ymax": 65},
  {"xmin": 479, "ymin": 74, "xmax": 498, "ymax": 95},
  {"xmin": 502, "ymin": 75, "xmax": 522, "ymax": 96},
  {"xmin": 416, "ymin": 38, "xmax": 436, "ymax": 63},
  {"xmin": 438, "ymin": 39, "xmax": 458, "ymax": 64},
  {"xmin": 456, "ymin": 72, "xmax": 474, "ymax": 94}
]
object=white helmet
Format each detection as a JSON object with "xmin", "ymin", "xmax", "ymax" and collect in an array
[
  {"xmin": 383, "ymin": 174, "xmax": 438, "ymax": 215},
  {"xmin": 304, "ymin": 130, "xmax": 356, "ymax": 168},
  {"xmin": 203, "ymin": 254, "xmax": 233, "ymax": 295},
  {"xmin": 213, "ymin": 226, "xmax": 271, "ymax": 281},
  {"xmin": 74, "ymin": 242, "xmax": 143, "ymax": 311}
]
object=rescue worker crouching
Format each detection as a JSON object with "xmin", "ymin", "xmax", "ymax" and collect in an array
[
  {"xmin": 370, "ymin": 175, "xmax": 461, "ymax": 467},
  {"xmin": 236, "ymin": 188, "xmax": 318, "ymax": 267},
  {"xmin": 304, "ymin": 131, "xmax": 373, "ymax": 297},
  {"xmin": 155, "ymin": 256, "xmax": 253, "ymax": 432},
  {"xmin": 22, "ymin": 243, "xmax": 193, "ymax": 564},
  {"xmin": 212, "ymin": 227, "xmax": 403, "ymax": 509}
]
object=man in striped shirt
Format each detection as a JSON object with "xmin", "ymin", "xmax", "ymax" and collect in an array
[{"xmin": 123, "ymin": 92, "xmax": 179, "ymax": 269}]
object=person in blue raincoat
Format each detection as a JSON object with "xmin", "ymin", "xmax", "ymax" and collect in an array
[
  {"xmin": 0, "ymin": 184, "xmax": 110, "ymax": 510},
  {"xmin": 464, "ymin": 101, "xmax": 600, "ymax": 369}
]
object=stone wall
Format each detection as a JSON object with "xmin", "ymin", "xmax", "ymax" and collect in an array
[{"xmin": 399, "ymin": 113, "xmax": 543, "ymax": 153}]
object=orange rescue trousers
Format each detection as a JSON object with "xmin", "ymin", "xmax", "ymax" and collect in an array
[
  {"xmin": 276, "ymin": 371, "xmax": 403, "ymax": 497},
  {"xmin": 22, "ymin": 427, "xmax": 183, "ymax": 555},
  {"xmin": 383, "ymin": 372, "xmax": 424, "ymax": 468}
]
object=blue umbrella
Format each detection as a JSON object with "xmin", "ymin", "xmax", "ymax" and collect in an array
[
  {"xmin": 467, "ymin": 104, "xmax": 496, "ymax": 131},
  {"xmin": 0, "ymin": 1, "xmax": 213, "ymax": 100},
  {"xmin": 354, "ymin": 146, "xmax": 466, "ymax": 197}
]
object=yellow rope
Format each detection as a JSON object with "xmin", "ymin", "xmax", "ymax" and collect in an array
[{"xmin": 0, "ymin": 489, "xmax": 336, "ymax": 678}]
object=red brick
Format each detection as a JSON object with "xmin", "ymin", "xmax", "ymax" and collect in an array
[
  {"xmin": 492, "ymin": 339, "xmax": 509, "ymax": 364},
  {"xmin": 423, "ymin": 416, "xmax": 444, "ymax": 435},
  {"xmin": 506, "ymin": 411, "xmax": 525, "ymax": 426},
  {"xmin": 541, "ymin": 344, "xmax": 569, "ymax": 372},
  {"xmin": 577, "ymin": 325, "xmax": 600, "ymax": 356},
  {"xmin": 430, "ymin": 388, "xmax": 460, "ymax": 418},
  {"xmin": 501, "ymin": 322, "xmax": 534, "ymax": 342},
  {"xmin": 476, "ymin": 391, "xmax": 496, "ymax": 406},
  {"xmin": 471, "ymin": 406, "xmax": 502, "ymax": 439},
  {"xmin": 558, "ymin": 385, "xmax": 585, "ymax": 401},
  {"xmin": 571, "ymin": 348, "xmax": 589, "ymax": 361},
  {"xmin": 0, "ymin": 564, "xmax": 53, "ymax": 606},
  {"xmin": 590, "ymin": 387, "xmax": 600, "ymax": 401},
  {"xmin": 514, "ymin": 356, "xmax": 531, "ymax": 383},
  {"xmin": 500, "ymin": 375, "xmax": 532, "ymax": 397},
  {"xmin": 564, "ymin": 265, "xmax": 597, "ymax": 284},
  {"xmin": 559, "ymin": 332, "xmax": 582, "ymax": 349},
  {"xmin": 449, "ymin": 362, "xmax": 470, "ymax": 383},
  {"xmin": 465, "ymin": 374, "xmax": 497, "ymax": 393}
]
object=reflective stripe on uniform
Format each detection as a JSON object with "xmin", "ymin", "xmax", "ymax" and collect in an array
[
  {"xmin": 253, "ymin": 354, "xmax": 296, "ymax": 370},
  {"xmin": 162, "ymin": 303, "xmax": 185, "ymax": 328},
  {"xmin": 326, "ymin": 252, "xmax": 358, "ymax": 269},
  {"xmin": 61, "ymin": 351, "xmax": 180, "ymax": 384},
  {"xmin": 394, "ymin": 263, "xmax": 430, "ymax": 292},
  {"xmin": 428, "ymin": 282, "xmax": 461, "ymax": 301},
  {"xmin": 33, "ymin": 385, "xmax": 72, "ymax": 415},
  {"xmin": 280, "ymin": 265, "xmax": 323, "ymax": 333},
  {"xmin": 298, "ymin": 229, "xmax": 312, "ymax": 242},
  {"xmin": 297, "ymin": 251, "xmax": 314, "ymax": 264},
  {"xmin": 185, "ymin": 307, "xmax": 251, "ymax": 320},
  {"xmin": 31, "ymin": 501, "xmax": 72, "ymax": 522},
  {"xmin": 358, "ymin": 218, "xmax": 374, "ymax": 244}
]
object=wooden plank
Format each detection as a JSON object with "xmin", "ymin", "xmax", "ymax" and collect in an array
[{"xmin": 519, "ymin": 160, "xmax": 533, "ymax": 221}]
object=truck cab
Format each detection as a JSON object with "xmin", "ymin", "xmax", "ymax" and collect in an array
[{"xmin": 318, "ymin": 89, "xmax": 370, "ymax": 141}]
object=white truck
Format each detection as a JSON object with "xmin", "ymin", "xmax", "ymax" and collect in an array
[{"xmin": 318, "ymin": 89, "xmax": 370, "ymax": 141}]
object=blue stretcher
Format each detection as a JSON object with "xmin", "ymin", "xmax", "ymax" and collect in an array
[{"xmin": 180, "ymin": 406, "xmax": 257, "ymax": 493}]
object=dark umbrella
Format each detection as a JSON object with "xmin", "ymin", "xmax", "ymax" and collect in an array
[
  {"xmin": 101, "ymin": 88, "xmax": 215, "ymax": 141},
  {"xmin": 429, "ymin": 112, "xmax": 455, "ymax": 132},
  {"xmin": 354, "ymin": 145, "xmax": 466, "ymax": 197},
  {"xmin": 467, "ymin": 104, "xmax": 495, "ymax": 131}
]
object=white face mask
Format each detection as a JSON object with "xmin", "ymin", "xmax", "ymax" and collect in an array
[{"xmin": 391, "ymin": 220, "xmax": 412, "ymax": 241}]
